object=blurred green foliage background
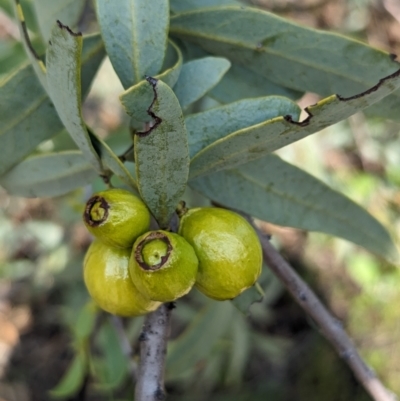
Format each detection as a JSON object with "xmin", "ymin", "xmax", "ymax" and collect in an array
[{"xmin": 0, "ymin": 0, "xmax": 400, "ymax": 400}]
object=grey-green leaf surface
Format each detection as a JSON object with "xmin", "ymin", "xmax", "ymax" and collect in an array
[
  {"xmin": 225, "ymin": 312, "xmax": 250, "ymax": 385},
  {"xmin": 120, "ymin": 41, "xmax": 183, "ymax": 128},
  {"xmin": 170, "ymin": 6, "xmax": 400, "ymax": 121},
  {"xmin": 156, "ymin": 39, "xmax": 183, "ymax": 88},
  {"xmin": 170, "ymin": 0, "xmax": 241, "ymax": 13},
  {"xmin": 166, "ymin": 301, "xmax": 234, "ymax": 381},
  {"xmin": 210, "ymin": 63, "xmax": 303, "ymax": 103},
  {"xmin": 46, "ymin": 22, "xmax": 103, "ymax": 174},
  {"xmin": 131, "ymin": 80, "xmax": 189, "ymax": 227},
  {"xmin": 186, "ymin": 96, "xmax": 301, "ymax": 158},
  {"xmin": 0, "ymin": 63, "xmax": 62, "ymax": 176},
  {"xmin": 173, "ymin": 57, "xmax": 231, "ymax": 109},
  {"xmin": 190, "ymin": 155, "xmax": 399, "ymax": 263},
  {"xmin": 14, "ymin": 0, "xmax": 48, "ymax": 91},
  {"xmin": 33, "ymin": 0, "xmax": 85, "ymax": 41},
  {"xmin": 95, "ymin": 319, "xmax": 128, "ymax": 390},
  {"xmin": 189, "ymin": 69, "xmax": 400, "ymax": 179},
  {"xmin": 0, "ymin": 151, "xmax": 97, "ymax": 197},
  {"xmin": 231, "ymin": 283, "xmax": 264, "ymax": 315},
  {"xmin": 49, "ymin": 351, "xmax": 87, "ymax": 398},
  {"xmin": 96, "ymin": 0, "xmax": 169, "ymax": 88},
  {"xmin": 0, "ymin": 34, "xmax": 104, "ymax": 177}
]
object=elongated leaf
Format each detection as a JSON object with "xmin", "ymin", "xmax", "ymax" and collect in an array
[
  {"xmin": 129, "ymin": 79, "xmax": 189, "ymax": 227},
  {"xmin": 0, "ymin": 34, "xmax": 104, "ymax": 177},
  {"xmin": 189, "ymin": 69, "xmax": 400, "ymax": 179},
  {"xmin": 225, "ymin": 312, "xmax": 250, "ymax": 385},
  {"xmin": 170, "ymin": 6, "xmax": 400, "ymax": 120},
  {"xmin": 95, "ymin": 319, "xmax": 128, "ymax": 390},
  {"xmin": 96, "ymin": 0, "xmax": 169, "ymax": 88},
  {"xmin": 231, "ymin": 283, "xmax": 264, "ymax": 315},
  {"xmin": 46, "ymin": 22, "xmax": 103, "ymax": 174},
  {"xmin": 33, "ymin": 0, "xmax": 85, "ymax": 41},
  {"xmin": 170, "ymin": 0, "xmax": 241, "ymax": 13},
  {"xmin": 190, "ymin": 155, "xmax": 399, "ymax": 263},
  {"xmin": 166, "ymin": 301, "xmax": 234, "ymax": 381},
  {"xmin": 14, "ymin": 0, "xmax": 48, "ymax": 90},
  {"xmin": 177, "ymin": 40, "xmax": 302, "ymax": 102},
  {"xmin": 186, "ymin": 96, "xmax": 300, "ymax": 158},
  {"xmin": 0, "ymin": 151, "xmax": 97, "ymax": 197},
  {"xmin": 173, "ymin": 57, "xmax": 230, "ymax": 109},
  {"xmin": 49, "ymin": 351, "xmax": 87, "ymax": 398},
  {"xmin": 210, "ymin": 62, "xmax": 303, "ymax": 103},
  {"xmin": 156, "ymin": 39, "xmax": 183, "ymax": 88},
  {"xmin": 80, "ymin": 33, "xmax": 106, "ymax": 96},
  {"xmin": 0, "ymin": 63, "xmax": 62, "ymax": 176}
]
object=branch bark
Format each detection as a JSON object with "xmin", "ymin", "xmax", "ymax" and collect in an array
[
  {"xmin": 256, "ymin": 229, "xmax": 397, "ymax": 401},
  {"xmin": 135, "ymin": 303, "xmax": 172, "ymax": 401}
]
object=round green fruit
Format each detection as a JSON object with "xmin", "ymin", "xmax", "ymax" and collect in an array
[
  {"xmin": 129, "ymin": 230, "xmax": 199, "ymax": 302},
  {"xmin": 83, "ymin": 240, "xmax": 161, "ymax": 316},
  {"xmin": 83, "ymin": 189, "xmax": 151, "ymax": 248},
  {"xmin": 178, "ymin": 207, "xmax": 262, "ymax": 301}
]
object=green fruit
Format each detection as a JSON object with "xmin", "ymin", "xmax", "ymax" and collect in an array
[
  {"xmin": 83, "ymin": 240, "xmax": 161, "ymax": 317},
  {"xmin": 129, "ymin": 230, "xmax": 199, "ymax": 302},
  {"xmin": 83, "ymin": 189, "xmax": 151, "ymax": 248},
  {"xmin": 178, "ymin": 207, "xmax": 262, "ymax": 301}
]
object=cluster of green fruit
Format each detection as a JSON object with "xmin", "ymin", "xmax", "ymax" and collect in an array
[{"xmin": 82, "ymin": 189, "xmax": 263, "ymax": 317}]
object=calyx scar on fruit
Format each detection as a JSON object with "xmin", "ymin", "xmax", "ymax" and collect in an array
[
  {"xmin": 179, "ymin": 207, "xmax": 263, "ymax": 301},
  {"xmin": 129, "ymin": 230, "xmax": 199, "ymax": 303},
  {"xmin": 84, "ymin": 240, "xmax": 161, "ymax": 317},
  {"xmin": 83, "ymin": 189, "xmax": 151, "ymax": 248}
]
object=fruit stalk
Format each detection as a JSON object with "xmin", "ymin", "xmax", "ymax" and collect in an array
[
  {"xmin": 135, "ymin": 303, "xmax": 172, "ymax": 401},
  {"xmin": 252, "ymin": 222, "xmax": 397, "ymax": 401}
]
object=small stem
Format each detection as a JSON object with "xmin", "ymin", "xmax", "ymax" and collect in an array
[
  {"xmin": 135, "ymin": 304, "xmax": 172, "ymax": 401},
  {"xmin": 255, "ymin": 228, "xmax": 397, "ymax": 401}
]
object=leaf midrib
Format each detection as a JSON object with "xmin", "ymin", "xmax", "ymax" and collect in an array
[
  {"xmin": 169, "ymin": 24, "xmax": 398, "ymax": 95},
  {"xmin": 231, "ymin": 168, "xmax": 384, "ymax": 248}
]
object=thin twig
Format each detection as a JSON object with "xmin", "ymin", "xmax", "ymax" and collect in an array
[
  {"xmin": 135, "ymin": 304, "xmax": 172, "ymax": 401},
  {"xmin": 109, "ymin": 315, "xmax": 138, "ymax": 383},
  {"xmin": 254, "ymin": 227, "xmax": 397, "ymax": 401}
]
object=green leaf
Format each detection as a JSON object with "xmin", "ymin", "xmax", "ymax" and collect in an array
[
  {"xmin": 46, "ymin": 22, "xmax": 103, "ymax": 174},
  {"xmin": 130, "ymin": 79, "xmax": 189, "ymax": 227},
  {"xmin": 14, "ymin": 0, "xmax": 48, "ymax": 90},
  {"xmin": 170, "ymin": 6, "xmax": 400, "ymax": 121},
  {"xmin": 0, "ymin": 40, "xmax": 28, "ymax": 76},
  {"xmin": 73, "ymin": 302, "xmax": 97, "ymax": 342},
  {"xmin": 166, "ymin": 300, "xmax": 234, "ymax": 381},
  {"xmin": 173, "ymin": 57, "xmax": 231, "ymax": 110},
  {"xmin": 231, "ymin": 283, "xmax": 264, "ymax": 315},
  {"xmin": 209, "ymin": 63, "xmax": 303, "ymax": 103},
  {"xmin": 190, "ymin": 154, "xmax": 399, "ymax": 263},
  {"xmin": 33, "ymin": 0, "xmax": 85, "ymax": 41},
  {"xmin": 156, "ymin": 39, "xmax": 183, "ymax": 88},
  {"xmin": 0, "ymin": 34, "xmax": 104, "ymax": 177},
  {"xmin": 80, "ymin": 33, "xmax": 107, "ymax": 96},
  {"xmin": 96, "ymin": 0, "xmax": 169, "ymax": 88},
  {"xmin": 0, "ymin": 151, "xmax": 97, "ymax": 197},
  {"xmin": 189, "ymin": 70, "xmax": 400, "ymax": 179},
  {"xmin": 225, "ymin": 312, "xmax": 250, "ymax": 386},
  {"xmin": 95, "ymin": 319, "xmax": 128, "ymax": 390},
  {"xmin": 0, "ymin": 63, "xmax": 63, "ymax": 176},
  {"xmin": 170, "ymin": 0, "xmax": 241, "ymax": 13},
  {"xmin": 49, "ymin": 351, "xmax": 87, "ymax": 398},
  {"xmin": 119, "ymin": 40, "xmax": 183, "ymax": 128},
  {"xmin": 186, "ymin": 96, "xmax": 301, "ymax": 158}
]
